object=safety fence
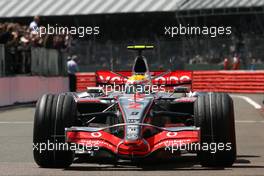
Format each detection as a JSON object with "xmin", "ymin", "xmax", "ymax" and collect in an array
[
  {"xmin": 69, "ymin": 37, "xmax": 264, "ymax": 72},
  {"xmin": 76, "ymin": 71, "xmax": 264, "ymax": 93}
]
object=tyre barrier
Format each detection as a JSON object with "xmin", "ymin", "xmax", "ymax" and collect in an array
[
  {"xmin": 192, "ymin": 71, "xmax": 264, "ymax": 93},
  {"xmin": 76, "ymin": 72, "xmax": 96, "ymax": 91}
]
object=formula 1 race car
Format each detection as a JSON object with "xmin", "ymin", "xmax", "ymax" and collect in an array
[{"xmin": 33, "ymin": 45, "xmax": 236, "ymax": 168}]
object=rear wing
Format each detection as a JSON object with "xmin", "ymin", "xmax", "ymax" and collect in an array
[{"xmin": 96, "ymin": 70, "xmax": 192, "ymax": 89}]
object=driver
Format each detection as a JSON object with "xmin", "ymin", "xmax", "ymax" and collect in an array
[{"xmin": 125, "ymin": 74, "xmax": 151, "ymax": 94}]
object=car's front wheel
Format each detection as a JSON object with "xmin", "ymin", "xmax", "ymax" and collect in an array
[
  {"xmin": 194, "ymin": 93, "xmax": 236, "ymax": 167},
  {"xmin": 33, "ymin": 94, "xmax": 76, "ymax": 168}
]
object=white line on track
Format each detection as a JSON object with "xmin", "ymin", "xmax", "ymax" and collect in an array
[
  {"xmin": 231, "ymin": 95, "xmax": 262, "ymax": 109},
  {"xmin": 235, "ymin": 120, "xmax": 264, "ymax": 123},
  {"xmin": 0, "ymin": 121, "xmax": 33, "ymax": 124}
]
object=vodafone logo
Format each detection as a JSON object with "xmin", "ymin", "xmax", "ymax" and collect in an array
[
  {"xmin": 166, "ymin": 132, "xmax": 178, "ymax": 137},
  {"xmin": 99, "ymin": 75, "xmax": 190, "ymax": 84},
  {"xmin": 179, "ymin": 76, "xmax": 191, "ymax": 81},
  {"xmin": 96, "ymin": 71, "xmax": 192, "ymax": 85},
  {"xmin": 99, "ymin": 76, "xmax": 127, "ymax": 82},
  {"xmin": 91, "ymin": 132, "xmax": 102, "ymax": 137},
  {"xmin": 153, "ymin": 76, "xmax": 191, "ymax": 85}
]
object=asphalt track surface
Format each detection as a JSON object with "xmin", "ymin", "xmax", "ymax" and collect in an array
[{"xmin": 0, "ymin": 94, "xmax": 264, "ymax": 176}]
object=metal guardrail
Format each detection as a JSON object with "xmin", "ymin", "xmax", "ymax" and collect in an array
[
  {"xmin": 0, "ymin": 46, "xmax": 67, "ymax": 77},
  {"xmin": 31, "ymin": 47, "xmax": 66, "ymax": 76},
  {"xmin": 0, "ymin": 44, "xmax": 5, "ymax": 76}
]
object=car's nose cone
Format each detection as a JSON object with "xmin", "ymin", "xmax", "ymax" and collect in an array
[
  {"xmin": 117, "ymin": 139, "xmax": 150, "ymax": 155},
  {"xmin": 118, "ymin": 95, "xmax": 154, "ymax": 141}
]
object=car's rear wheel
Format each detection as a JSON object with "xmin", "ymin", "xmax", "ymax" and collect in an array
[
  {"xmin": 194, "ymin": 93, "xmax": 236, "ymax": 167},
  {"xmin": 33, "ymin": 94, "xmax": 76, "ymax": 168}
]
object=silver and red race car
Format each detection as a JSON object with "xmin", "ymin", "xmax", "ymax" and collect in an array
[{"xmin": 33, "ymin": 45, "xmax": 236, "ymax": 168}]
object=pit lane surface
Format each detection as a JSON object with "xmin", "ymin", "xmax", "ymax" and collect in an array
[{"xmin": 0, "ymin": 94, "xmax": 263, "ymax": 176}]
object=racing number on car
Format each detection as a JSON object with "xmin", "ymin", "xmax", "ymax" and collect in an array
[{"xmin": 128, "ymin": 102, "xmax": 142, "ymax": 109}]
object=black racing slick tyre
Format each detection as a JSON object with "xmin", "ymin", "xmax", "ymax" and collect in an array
[
  {"xmin": 194, "ymin": 93, "xmax": 236, "ymax": 167},
  {"xmin": 33, "ymin": 94, "xmax": 77, "ymax": 168}
]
